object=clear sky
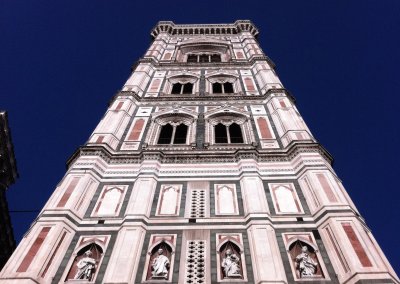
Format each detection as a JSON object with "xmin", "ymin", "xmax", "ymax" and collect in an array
[{"xmin": 1, "ymin": 0, "xmax": 399, "ymax": 275}]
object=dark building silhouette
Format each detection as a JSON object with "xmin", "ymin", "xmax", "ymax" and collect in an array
[{"xmin": 0, "ymin": 111, "xmax": 18, "ymax": 270}]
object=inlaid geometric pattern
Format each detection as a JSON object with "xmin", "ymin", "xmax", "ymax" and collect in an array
[
  {"xmin": 189, "ymin": 190, "xmax": 206, "ymax": 218},
  {"xmin": 185, "ymin": 240, "xmax": 206, "ymax": 283}
]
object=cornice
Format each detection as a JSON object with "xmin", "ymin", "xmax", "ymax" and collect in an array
[
  {"xmin": 66, "ymin": 141, "xmax": 333, "ymax": 169},
  {"xmin": 150, "ymin": 20, "xmax": 259, "ymax": 40},
  {"xmin": 131, "ymin": 55, "xmax": 276, "ymax": 71},
  {"xmin": 109, "ymin": 88, "xmax": 295, "ymax": 107}
]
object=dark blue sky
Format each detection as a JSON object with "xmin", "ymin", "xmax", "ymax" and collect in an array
[{"xmin": 1, "ymin": 0, "xmax": 399, "ymax": 275}]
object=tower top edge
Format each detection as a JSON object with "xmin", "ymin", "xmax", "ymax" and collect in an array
[{"xmin": 150, "ymin": 20, "xmax": 259, "ymax": 39}]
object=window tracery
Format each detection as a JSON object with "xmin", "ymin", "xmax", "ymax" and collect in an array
[
  {"xmin": 206, "ymin": 113, "xmax": 251, "ymax": 145},
  {"xmin": 165, "ymin": 73, "xmax": 199, "ymax": 96},
  {"xmin": 146, "ymin": 113, "xmax": 196, "ymax": 147}
]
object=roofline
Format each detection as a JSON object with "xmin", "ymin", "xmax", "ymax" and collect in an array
[{"xmin": 150, "ymin": 20, "xmax": 259, "ymax": 40}]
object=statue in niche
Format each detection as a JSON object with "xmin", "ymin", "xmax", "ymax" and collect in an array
[
  {"xmin": 151, "ymin": 248, "xmax": 170, "ymax": 279},
  {"xmin": 74, "ymin": 250, "xmax": 96, "ymax": 280},
  {"xmin": 221, "ymin": 249, "xmax": 242, "ymax": 278},
  {"xmin": 295, "ymin": 246, "xmax": 318, "ymax": 277}
]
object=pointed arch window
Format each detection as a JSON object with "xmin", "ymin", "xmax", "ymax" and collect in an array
[
  {"xmin": 212, "ymin": 82, "xmax": 234, "ymax": 94},
  {"xmin": 157, "ymin": 123, "xmax": 188, "ymax": 144},
  {"xmin": 186, "ymin": 53, "xmax": 221, "ymax": 63},
  {"xmin": 171, "ymin": 82, "xmax": 193, "ymax": 95},
  {"xmin": 215, "ymin": 122, "xmax": 243, "ymax": 144}
]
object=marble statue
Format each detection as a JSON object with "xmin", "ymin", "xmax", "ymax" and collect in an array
[
  {"xmin": 221, "ymin": 249, "xmax": 241, "ymax": 278},
  {"xmin": 151, "ymin": 248, "xmax": 170, "ymax": 279},
  {"xmin": 295, "ymin": 246, "xmax": 318, "ymax": 277},
  {"xmin": 74, "ymin": 250, "xmax": 96, "ymax": 280}
]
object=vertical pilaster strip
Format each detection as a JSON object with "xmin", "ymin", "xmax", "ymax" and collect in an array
[{"xmin": 17, "ymin": 227, "xmax": 51, "ymax": 272}]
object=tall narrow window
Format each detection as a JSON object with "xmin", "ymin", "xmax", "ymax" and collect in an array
[
  {"xmin": 171, "ymin": 83, "xmax": 182, "ymax": 94},
  {"xmin": 182, "ymin": 83, "xmax": 193, "ymax": 94},
  {"xmin": 213, "ymin": 83, "xmax": 223, "ymax": 93},
  {"xmin": 158, "ymin": 124, "xmax": 173, "ymax": 144},
  {"xmin": 223, "ymin": 82, "xmax": 234, "ymax": 93},
  {"xmin": 157, "ymin": 123, "xmax": 188, "ymax": 145},
  {"xmin": 174, "ymin": 124, "xmax": 188, "ymax": 144},
  {"xmin": 171, "ymin": 83, "xmax": 193, "ymax": 94},
  {"xmin": 229, "ymin": 123, "xmax": 243, "ymax": 143},
  {"xmin": 215, "ymin": 123, "xmax": 228, "ymax": 143}
]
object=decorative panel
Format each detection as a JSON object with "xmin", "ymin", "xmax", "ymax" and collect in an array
[
  {"xmin": 316, "ymin": 173, "xmax": 338, "ymax": 203},
  {"xmin": 269, "ymin": 183, "xmax": 303, "ymax": 214},
  {"xmin": 17, "ymin": 227, "xmax": 51, "ymax": 272},
  {"xmin": 184, "ymin": 240, "xmax": 206, "ymax": 283},
  {"xmin": 156, "ymin": 184, "xmax": 182, "ymax": 216},
  {"xmin": 214, "ymin": 184, "xmax": 239, "ymax": 215},
  {"xmin": 92, "ymin": 185, "xmax": 128, "ymax": 217},
  {"xmin": 342, "ymin": 223, "xmax": 373, "ymax": 267},
  {"xmin": 57, "ymin": 177, "xmax": 80, "ymax": 208}
]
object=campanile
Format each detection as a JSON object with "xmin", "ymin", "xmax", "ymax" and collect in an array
[{"xmin": 0, "ymin": 20, "xmax": 398, "ymax": 284}]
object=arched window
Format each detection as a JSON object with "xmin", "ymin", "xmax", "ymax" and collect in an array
[
  {"xmin": 214, "ymin": 122, "xmax": 243, "ymax": 144},
  {"xmin": 171, "ymin": 82, "xmax": 193, "ymax": 94},
  {"xmin": 229, "ymin": 123, "xmax": 244, "ymax": 143},
  {"xmin": 146, "ymin": 242, "xmax": 172, "ymax": 280},
  {"xmin": 186, "ymin": 53, "xmax": 222, "ymax": 63},
  {"xmin": 212, "ymin": 82, "xmax": 234, "ymax": 94},
  {"xmin": 215, "ymin": 123, "xmax": 228, "ymax": 143},
  {"xmin": 157, "ymin": 123, "xmax": 188, "ymax": 144},
  {"xmin": 66, "ymin": 243, "xmax": 103, "ymax": 281}
]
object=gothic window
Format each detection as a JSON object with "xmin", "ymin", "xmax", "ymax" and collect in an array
[
  {"xmin": 219, "ymin": 241, "xmax": 243, "ymax": 279},
  {"xmin": 171, "ymin": 82, "xmax": 193, "ymax": 94},
  {"xmin": 205, "ymin": 112, "xmax": 253, "ymax": 146},
  {"xmin": 157, "ymin": 123, "xmax": 188, "ymax": 144},
  {"xmin": 288, "ymin": 241, "xmax": 322, "ymax": 279},
  {"xmin": 214, "ymin": 122, "xmax": 243, "ymax": 144},
  {"xmin": 186, "ymin": 53, "xmax": 221, "ymax": 63},
  {"xmin": 65, "ymin": 243, "xmax": 103, "ymax": 282},
  {"xmin": 147, "ymin": 113, "xmax": 196, "ymax": 147},
  {"xmin": 146, "ymin": 242, "xmax": 172, "ymax": 280},
  {"xmin": 212, "ymin": 82, "xmax": 234, "ymax": 94}
]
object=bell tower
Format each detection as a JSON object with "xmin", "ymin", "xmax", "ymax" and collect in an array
[{"xmin": 0, "ymin": 20, "xmax": 398, "ymax": 284}]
